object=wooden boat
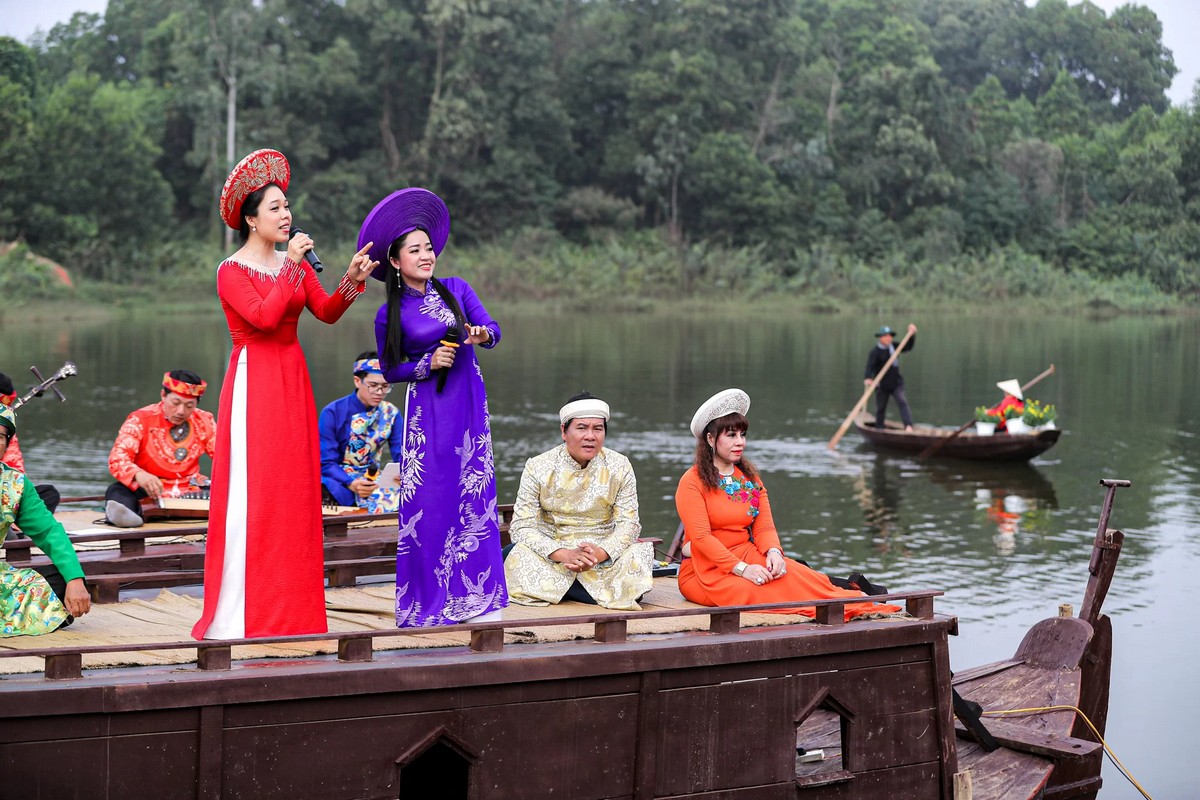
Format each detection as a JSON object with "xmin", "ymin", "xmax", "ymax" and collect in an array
[
  {"xmin": 854, "ymin": 412, "xmax": 1062, "ymax": 461},
  {"xmin": 0, "ymin": 480, "xmax": 1127, "ymax": 799}
]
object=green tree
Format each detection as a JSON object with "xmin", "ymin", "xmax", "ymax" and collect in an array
[{"xmin": 25, "ymin": 73, "xmax": 172, "ymax": 279}]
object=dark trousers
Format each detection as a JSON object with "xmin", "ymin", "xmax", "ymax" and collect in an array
[
  {"xmin": 105, "ymin": 482, "xmax": 147, "ymax": 520},
  {"xmin": 35, "ymin": 484, "xmax": 60, "ymax": 514},
  {"xmin": 874, "ymin": 384, "xmax": 914, "ymax": 428},
  {"xmin": 31, "ymin": 561, "xmax": 76, "ymax": 629},
  {"xmin": 501, "ymin": 543, "xmax": 598, "ymax": 605}
]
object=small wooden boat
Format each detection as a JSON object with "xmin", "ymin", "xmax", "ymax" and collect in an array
[{"xmin": 854, "ymin": 413, "xmax": 1061, "ymax": 461}]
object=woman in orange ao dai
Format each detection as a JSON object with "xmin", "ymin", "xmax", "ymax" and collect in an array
[{"xmin": 674, "ymin": 389, "xmax": 901, "ymax": 621}]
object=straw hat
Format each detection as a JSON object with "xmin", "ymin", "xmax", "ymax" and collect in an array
[
  {"xmin": 996, "ymin": 379, "xmax": 1023, "ymax": 400},
  {"xmin": 357, "ymin": 188, "xmax": 451, "ymax": 282},
  {"xmin": 690, "ymin": 388, "xmax": 750, "ymax": 440},
  {"xmin": 219, "ymin": 149, "xmax": 291, "ymax": 230}
]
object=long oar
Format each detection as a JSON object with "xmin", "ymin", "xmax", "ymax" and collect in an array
[
  {"xmin": 828, "ymin": 325, "xmax": 917, "ymax": 450},
  {"xmin": 917, "ymin": 364, "xmax": 1056, "ymax": 460}
]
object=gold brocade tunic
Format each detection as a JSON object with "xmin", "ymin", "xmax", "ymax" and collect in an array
[{"xmin": 504, "ymin": 445, "xmax": 653, "ymax": 610}]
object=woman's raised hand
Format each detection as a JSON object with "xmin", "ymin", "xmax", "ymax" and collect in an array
[
  {"xmin": 464, "ymin": 324, "xmax": 491, "ymax": 345},
  {"xmin": 346, "ymin": 242, "xmax": 378, "ymax": 284}
]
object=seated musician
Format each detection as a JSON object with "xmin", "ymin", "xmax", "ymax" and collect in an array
[
  {"xmin": 0, "ymin": 405, "xmax": 90, "ymax": 634},
  {"xmin": 504, "ymin": 392, "xmax": 653, "ymax": 610},
  {"xmin": 0, "ymin": 371, "xmax": 60, "ymax": 513},
  {"xmin": 987, "ymin": 379, "xmax": 1024, "ymax": 432},
  {"xmin": 104, "ymin": 370, "xmax": 217, "ymax": 528},
  {"xmin": 317, "ymin": 352, "xmax": 401, "ymax": 513}
]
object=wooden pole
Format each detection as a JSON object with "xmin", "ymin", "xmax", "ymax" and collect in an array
[
  {"xmin": 917, "ymin": 364, "xmax": 1056, "ymax": 461},
  {"xmin": 828, "ymin": 326, "xmax": 916, "ymax": 450}
]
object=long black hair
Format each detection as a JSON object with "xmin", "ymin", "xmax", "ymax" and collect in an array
[{"xmin": 381, "ymin": 228, "xmax": 466, "ymax": 369}]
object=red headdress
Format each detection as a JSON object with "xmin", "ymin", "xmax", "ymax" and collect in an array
[
  {"xmin": 162, "ymin": 372, "xmax": 207, "ymax": 399},
  {"xmin": 219, "ymin": 149, "xmax": 291, "ymax": 230}
]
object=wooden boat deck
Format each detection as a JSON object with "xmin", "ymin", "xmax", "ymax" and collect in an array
[{"xmin": 0, "ymin": 483, "xmax": 1127, "ymax": 799}]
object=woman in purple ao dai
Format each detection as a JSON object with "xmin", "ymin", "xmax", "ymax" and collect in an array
[{"xmin": 360, "ymin": 188, "xmax": 507, "ymax": 626}]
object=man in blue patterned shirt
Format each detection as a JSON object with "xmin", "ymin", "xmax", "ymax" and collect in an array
[{"xmin": 318, "ymin": 351, "xmax": 402, "ymax": 512}]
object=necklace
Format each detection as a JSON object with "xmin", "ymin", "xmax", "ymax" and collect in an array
[
  {"xmin": 169, "ymin": 421, "xmax": 191, "ymax": 461},
  {"xmin": 237, "ymin": 248, "xmax": 281, "ymax": 275}
]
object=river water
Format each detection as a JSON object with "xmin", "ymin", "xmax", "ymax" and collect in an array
[{"xmin": 6, "ymin": 292, "xmax": 1197, "ymax": 798}]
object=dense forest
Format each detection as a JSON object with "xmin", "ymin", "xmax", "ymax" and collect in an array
[{"xmin": 1, "ymin": 0, "xmax": 1198, "ymax": 309}]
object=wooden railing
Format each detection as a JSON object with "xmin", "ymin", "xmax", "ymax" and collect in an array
[
  {"xmin": 0, "ymin": 590, "xmax": 943, "ymax": 681},
  {"xmin": 3, "ymin": 505, "xmax": 692, "ymax": 607}
]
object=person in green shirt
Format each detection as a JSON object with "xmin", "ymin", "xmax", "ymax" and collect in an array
[{"xmin": 0, "ymin": 405, "xmax": 90, "ymax": 636}]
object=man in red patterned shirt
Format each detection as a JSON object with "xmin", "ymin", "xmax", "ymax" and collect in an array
[{"xmin": 105, "ymin": 370, "xmax": 217, "ymax": 528}]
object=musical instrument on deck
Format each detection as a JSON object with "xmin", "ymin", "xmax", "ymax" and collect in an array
[{"xmin": 140, "ymin": 490, "xmax": 210, "ymax": 520}]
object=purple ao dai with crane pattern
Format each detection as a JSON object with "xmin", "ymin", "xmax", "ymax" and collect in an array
[{"xmin": 374, "ymin": 276, "xmax": 508, "ymax": 626}]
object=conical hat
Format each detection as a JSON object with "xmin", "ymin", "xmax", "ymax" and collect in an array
[{"xmin": 996, "ymin": 379, "xmax": 1023, "ymax": 400}]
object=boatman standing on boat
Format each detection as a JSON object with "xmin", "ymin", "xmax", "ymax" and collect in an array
[
  {"xmin": 0, "ymin": 405, "xmax": 91, "ymax": 635},
  {"xmin": 864, "ymin": 324, "xmax": 917, "ymax": 431},
  {"xmin": 504, "ymin": 392, "xmax": 654, "ymax": 610},
  {"xmin": 317, "ymin": 351, "xmax": 402, "ymax": 513},
  {"xmin": 104, "ymin": 370, "xmax": 217, "ymax": 528}
]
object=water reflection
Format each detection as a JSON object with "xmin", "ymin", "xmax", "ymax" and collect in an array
[{"xmin": 5, "ymin": 307, "xmax": 1199, "ymax": 797}]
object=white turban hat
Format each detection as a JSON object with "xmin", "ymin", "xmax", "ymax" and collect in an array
[{"xmin": 690, "ymin": 388, "xmax": 751, "ymax": 440}]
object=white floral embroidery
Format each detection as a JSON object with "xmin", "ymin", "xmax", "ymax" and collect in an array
[
  {"xmin": 419, "ymin": 290, "xmax": 457, "ymax": 326},
  {"xmin": 412, "ymin": 353, "xmax": 432, "ymax": 381},
  {"xmin": 399, "ymin": 405, "xmax": 427, "ymax": 503},
  {"xmin": 460, "ymin": 433, "xmax": 493, "ymax": 498}
]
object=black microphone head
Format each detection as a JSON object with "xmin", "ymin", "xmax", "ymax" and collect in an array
[
  {"xmin": 288, "ymin": 227, "xmax": 323, "ymax": 271},
  {"xmin": 446, "ymin": 325, "xmax": 461, "ymax": 342}
]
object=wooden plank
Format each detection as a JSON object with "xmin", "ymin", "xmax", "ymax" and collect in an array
[
  {"xmin": 338, "ymin": 637, "xmax": 374, "ymax": 663},
  {"xmin": 197, "ymin": 646, "xmax": 231, "ymax": 672},
  {"xmin": 45, "ymin": 652, "xmax": 83, "ymax": 680},
  {"xmin": 953, "ymin": 717, "xmax": 1100, "ymax": 760},
  {"xmin": 1013, "ymin": 617, "xmax": 1092, "ymax": 669},
  {"xmin": 470, "ymin": 628, "xmax": 504, "ymax": 654},
  {"xmin": 633, "ymin": 671, "xmax": 661, "ymax": 800},
  {"xmin": 595, "ymin": 619, "xmax": 628, "ymax": 643},
  {"xmin": 846, "ymin": 707, "xmax": 943, "ymax": 771},
  {"xmin": 814, "ymin": 603, "xmax": 845, "ymax": 626},
  {"xmin": 198, "ymin": 705, "xmax": 224, "ymax": 800},
  {"xmin": 710, "ymin": 611, "xmax": 740, "ymax": 634}
]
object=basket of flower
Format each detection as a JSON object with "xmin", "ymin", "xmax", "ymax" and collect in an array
[
  {"xmin": 974, "ymin": 406, "xmax": 1002, "ymax": 436},
  {"xmin": 1021, "ymin": 400, "xmax": 1057, "ymax": 431},
  {"xmin": 1005, "ymin": 404, "xmax": 1030, "ymax": 435}
]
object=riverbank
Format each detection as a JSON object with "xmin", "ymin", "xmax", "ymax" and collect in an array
[{"xmin": 4, "ymin": 232, "xmax": 1192, "ymax": 320}]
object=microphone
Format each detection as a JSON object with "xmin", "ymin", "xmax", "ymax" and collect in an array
[
  {"xmin": 288, "ymin": 227, "xmax": 323, "ymax": 272},
  {"xmin": 436, "ymin": 326, "xmax": 461, "ymax": 394}
]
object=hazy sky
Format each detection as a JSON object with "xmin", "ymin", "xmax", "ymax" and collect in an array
[{"xmin": 0, "ymin": 0, "xmax": 1196, "ymax": 105}]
